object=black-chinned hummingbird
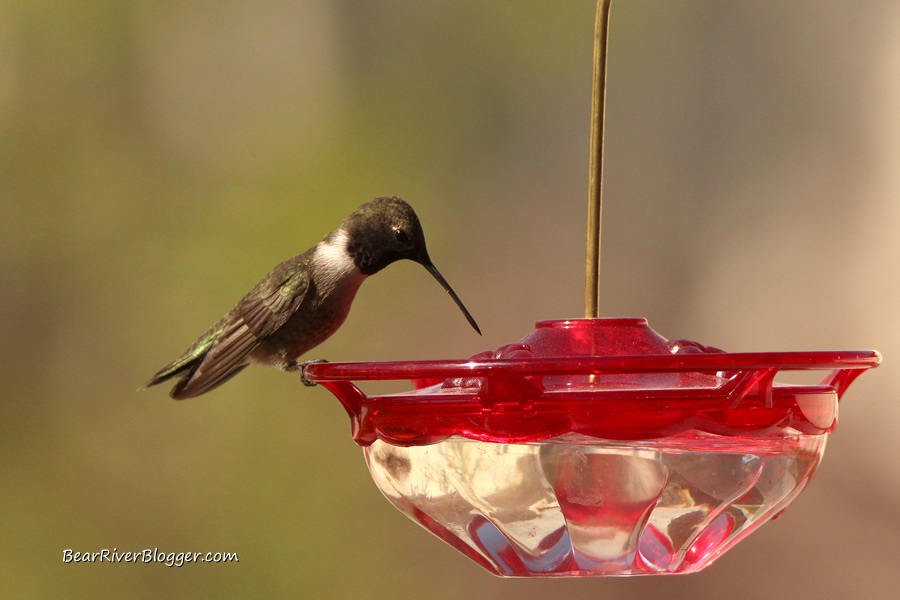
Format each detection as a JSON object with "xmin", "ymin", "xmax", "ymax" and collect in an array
[{"xmin": 143, "ymin": 196, "xmax": 481, "ymax": 399}]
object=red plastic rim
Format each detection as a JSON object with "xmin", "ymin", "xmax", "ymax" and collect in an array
[{"xmin": 304, "ymin": 319, "xmax": 880, "ymax": 447}]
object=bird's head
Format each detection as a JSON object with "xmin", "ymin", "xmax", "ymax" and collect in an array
[{"xmin": 342, "ymin": 196, "xmax": 481, "ymax": 335}]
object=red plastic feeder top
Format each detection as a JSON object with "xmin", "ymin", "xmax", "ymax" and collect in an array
[{"xmin": 304, "ymin": 318, "xmax": 880, "ymax": 447}]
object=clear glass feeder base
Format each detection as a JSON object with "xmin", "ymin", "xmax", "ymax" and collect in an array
[{"xmin": 366, "ymin": 430, "xmax": 824, "ymax": 577}]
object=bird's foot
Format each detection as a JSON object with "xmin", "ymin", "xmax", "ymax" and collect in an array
[{"xmin": 288, "ymin": 359, "xmax": 329, "ymax": 387}]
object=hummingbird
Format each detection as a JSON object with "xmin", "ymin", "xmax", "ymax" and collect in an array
[{"xmin": 143, "ymin": 196, "xmax": 481, "ymax": 399}]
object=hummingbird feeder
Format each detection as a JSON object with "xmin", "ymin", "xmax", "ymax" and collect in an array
[{"xmin": 303, "ymin": 1, "xmax": 880, "ymax": 577}]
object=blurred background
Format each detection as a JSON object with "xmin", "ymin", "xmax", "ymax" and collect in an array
[{"xmin": 2, "ymin": 0, "xmax": 898, "ymax": 597}]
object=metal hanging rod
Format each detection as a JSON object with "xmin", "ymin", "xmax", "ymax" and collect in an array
[{"xmin": 585, "ymin": 0, "xmax": 611, "ymax": 318}]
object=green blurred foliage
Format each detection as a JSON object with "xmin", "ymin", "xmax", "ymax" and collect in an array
[{"xmin": 2, "ymin": 1, "xmax": 899, "ymax": 599}]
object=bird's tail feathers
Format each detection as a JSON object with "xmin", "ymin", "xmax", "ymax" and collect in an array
[
  {"xmin": 140, "ymin": 354, "xmax": 202, "ymax": 392},
  {"xmin": 140, "ymin": 324, "xmax": 224, "ymax": 396}
]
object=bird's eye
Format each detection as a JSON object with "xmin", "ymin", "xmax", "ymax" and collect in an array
[{"xmin": 394, "ymin": 228, "xmax": 410, "ymax": 244}]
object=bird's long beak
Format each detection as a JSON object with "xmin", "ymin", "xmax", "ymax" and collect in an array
[{"xmin": 423, "ymin": 262, "xmax": 482, "ymax": 335}]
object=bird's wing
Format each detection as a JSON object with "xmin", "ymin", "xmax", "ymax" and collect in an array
[
  {"xmin": 172, "ymin": 255, "xmax": 311, "ymax": 399},
  {"xmin": 236, "ymin": 256, "xmax": 312, "ymax": 340}
]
